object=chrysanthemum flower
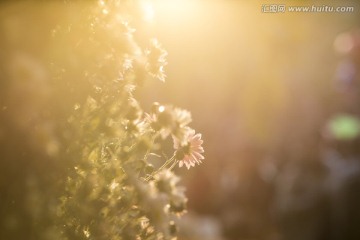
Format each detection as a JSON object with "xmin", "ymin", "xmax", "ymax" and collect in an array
[
  {"xmin": 173, "ymin": 129, "xmax": 204, "ymax": 169},
  {"xmin": 153, "ymin": 170, "xmax": 181, "ymax": 195},
  {"xmin": 145, "ymin": 104, "xmax": 192, "ymax": 141},
  {"xmin": 146, "ymin": 38, "xmax": 168, "ymax": 82}
]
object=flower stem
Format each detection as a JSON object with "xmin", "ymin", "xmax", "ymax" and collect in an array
[
  {"xmin": 168, "ymin": 160, "xmax": 179, "ymax": 171},
  {"xmin": 144, "ymin": 153, "xmax": 176, "ymax": 181},
  {"xmin": 142, "ymin": 132, "xmax": 160, "ymax": 162}
]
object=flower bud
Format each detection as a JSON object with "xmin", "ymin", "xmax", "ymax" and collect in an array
[{"xmin": 169, "ymin": 221, "xmax": 177, "ymax": 236}]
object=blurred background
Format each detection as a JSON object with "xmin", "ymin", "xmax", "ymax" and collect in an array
[
  {"xmin": 138, "ymin": 0, "xmax": 360, "ymax": 239},
  {"xmin": 1, "ymin": 0, "xmax": 360, "ymax": 239}
]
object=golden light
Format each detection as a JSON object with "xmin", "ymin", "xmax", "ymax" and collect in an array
[
  {"xmin": 142, "ymin": 1, "xmax": 155, "ymax": 22},
  {"xmin": 102, "ymin": 8, "xmax": 109, "ymax": 15}
]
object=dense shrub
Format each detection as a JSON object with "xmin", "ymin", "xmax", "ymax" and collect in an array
[{"xmin": 0, "ymin": 1, "xmax": 203, "ymax": 239}]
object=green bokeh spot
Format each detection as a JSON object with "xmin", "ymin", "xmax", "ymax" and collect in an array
[{"xmin": 329, "ymin": 114, "xmax": 360, "ymax": 140}]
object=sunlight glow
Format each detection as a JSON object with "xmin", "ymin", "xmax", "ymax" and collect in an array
[
  {"xmin": 158, "ymin": 105, "xmax": 165, "ymax": 113},
  {"xmin": 99, "ymin": 0, "xmax": 105, "ymax": 6},
  {"xmin": 102, "ymin": 8, "xmax": 109, "ymax": 15},
  {"xmin": 142, "ymin": 1, "xmax": 155, "ymax": 22},
  {"xmin": 154, "ymin": 0, "xmax": 199, "ymax": 21}
]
